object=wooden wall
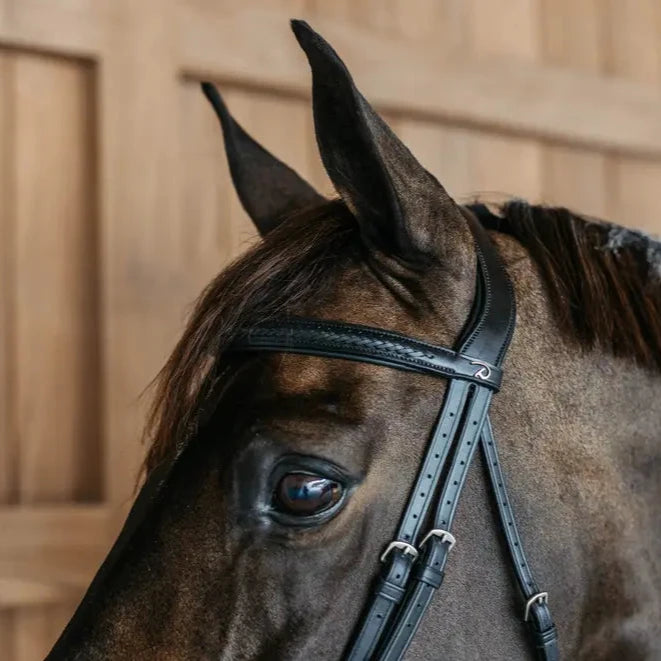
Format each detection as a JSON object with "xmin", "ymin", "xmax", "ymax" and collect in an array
[{"xmin": 2, "ymin": 1, "xmax": 661, "ymax": 658}]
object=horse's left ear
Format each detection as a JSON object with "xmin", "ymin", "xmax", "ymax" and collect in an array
[
  {"xmin": 201, "ymin": 82, "xmax": 326, "ymax": 236},
  {"xmin": 292, "ymin": 21, "xmax": 467, "ymax": 266}
]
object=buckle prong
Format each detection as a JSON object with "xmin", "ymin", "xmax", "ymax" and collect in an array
[
  {"xmin": 419, "ymin": 529, "xmax": 456, "ymax": 551},
  {"xmin": 523, "ymin": 592, "xmax": 548, "ymax": 622},
  {"xmin": 380, "ymin": 541, "xmax": 418, "ymax": 563}
]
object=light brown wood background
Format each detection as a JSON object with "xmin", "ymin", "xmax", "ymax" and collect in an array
[{"xmin": 2, "ymin": 1, "xmax": 661, "ymax": 658}]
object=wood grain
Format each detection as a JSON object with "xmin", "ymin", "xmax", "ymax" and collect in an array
[
  {"xmin": 178, "ymin": 4, "xmax": 661, "ymax": 157},
  {"xmin": 3, "ymin": 1, "xmax": 661, "ymax": 658},
  {"xmin": 0, "ymin": 51, "xmax": 16, "ymax": 505},
  {"xmin": 540, "ymin": 0, "xmax": 609, "ymax": 218},
  {"xmin": 13, "ymin": 54, "xmax": 99, "ymax": 504}
]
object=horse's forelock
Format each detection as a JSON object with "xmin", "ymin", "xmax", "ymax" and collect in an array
[{"xmin": 142, "ymin": 199, "xmax": 359, "ymax": 476}]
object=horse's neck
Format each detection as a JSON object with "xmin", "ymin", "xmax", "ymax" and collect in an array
[{"xmin": 491, "ymin": 231, "xmax": 661, "ymax": 655}]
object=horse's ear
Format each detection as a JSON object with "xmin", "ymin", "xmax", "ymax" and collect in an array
[
  {"xmin": 201, "ymin": 82, "xmax": 325, "ymax": 236},
  {"xmin": 292, "ymin": 21, "xmax": 465, "ymax": 265}
]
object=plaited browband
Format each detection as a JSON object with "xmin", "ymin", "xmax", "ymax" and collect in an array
[
  {"xmin": 234, "ymin": 319, "xmax": 502, "ymax": 390},
  {"xmin": 228, "ymin": 205, "xmax": 558, "ymax": 660}
]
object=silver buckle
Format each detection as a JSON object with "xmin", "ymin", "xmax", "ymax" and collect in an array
[
  {"xmin": 419, "ymin": 529, "xmax": 456, "ymax": 551},
  {"xmin": 380, "ymin": 541, "xmax": 418, "ymax": 563},
  {"xmin": 523, "ymin": 592, "xmax": 548, "ymax": 622}
]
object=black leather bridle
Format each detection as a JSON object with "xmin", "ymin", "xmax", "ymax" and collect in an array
[{"xmin": 230, "ymin": 204, "xmax": 559, "ymax": 660}]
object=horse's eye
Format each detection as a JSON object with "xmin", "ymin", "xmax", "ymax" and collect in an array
[{"xmin": 274, "ymin": 473, "xmax": 342, "ymax": 516}]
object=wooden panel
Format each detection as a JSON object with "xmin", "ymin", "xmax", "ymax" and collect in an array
[
  {"xmin": 465, "ymin": 0, "xmax": 542, "ymax": 203},
  {"xmin": 2, "ymin": 504, "xmax": 113, "ymax": 660},
  {"xmin": 540, "ymin": 0, "xmax": 609, "ymax": 218},
  {"xmin": 3, "ymin": 0, "xmax": 661, "ymax": 658},
  {"xmin": 0, "ymin": 2, "xmax": 660, "ymax": 154},
  {"xmin": 0, "ymin": 611, "xmax": 14, "ymax": 660},
  {"xmin": 469, "ymin": 0, "xmax": 540, "ymax": 62},
  {"xmin": 606, "ymin": 0, "xmax": 661, "ymax": 233},
  {"xmin": 541, "ymin": 0, "xmax": 605, "ymax": 72},
  {"xmin": 13, "ymin": 605, "xmax": 75, "ymax": 661},
  {"xmin": 604, "ymin": 0, "xmax": 661, "ymax": 84},
  {"xmin": 541, "ymin": 146, "xmax": 610, "ymax": 218},
  {"xmin": 0, "ymin": 51, "xmax": 16, "ymax": 504},
  {"xmin": 398, "ymin": 121, "xmax": 473, "ymax": 201},
  {"xmin": 0, "ymin": 50, "xmax": 99, "ymax": 661},
  {"xmin": 178, "ymin": 3, "xmax": 661, "ymax": 157},
  {"xmin": 0, "ymin": 47, "xmax": 17, "ymax": 659},
  {"xmin": 0, "ymin": 0, "xmax": 119, "ymax": 58},
  {"xmin": 99, "ymin": 0, "xmax": 184, "ymax": 504},
  {"xmin": 11, "ymin": 54, "xmax": 99, "ymax": 503},
  {"xmin": 609, "ymin": 157, "xmax": 661, "ymax": 233},
  {"xmin": 399, "ymin": 120, "xmax": 544, "ymax": 205},
  {"xmin": 0, "ymin": 506, "xmax": 112, "ymax": 607}
]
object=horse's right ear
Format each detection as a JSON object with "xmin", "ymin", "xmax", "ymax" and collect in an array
[{"xmin": 201, "ymin": 83, "xmax": 325, "ymax": 236}]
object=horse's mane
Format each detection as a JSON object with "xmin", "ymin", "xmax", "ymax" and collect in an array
[
  {"xmin": 143, "ymin": 198, "xmax": 661, "ymax": 474},
  {"xmin": 489, "ymin": 199, "xmax": 661, "ymax": 371}
]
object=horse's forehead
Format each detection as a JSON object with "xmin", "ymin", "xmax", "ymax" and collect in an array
[
  {"xmin": 304, "ymin": 259, "xmax": 441, "ymax": 336},
  {"xmin": 267, "ymin": 354, "xmax": 390, "ymax": 408}
]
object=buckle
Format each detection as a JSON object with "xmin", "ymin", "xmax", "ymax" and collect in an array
[
  {"xmin": 419, "ymin": 528, "xmax": 456, "ymax": 551},
  {"xmin": 380, "ymin": 541, "xmax": 418, "ymax": 563},
  {"xmin": 523, "ymin": 592, "xmax": 548, "ymax": 622}
]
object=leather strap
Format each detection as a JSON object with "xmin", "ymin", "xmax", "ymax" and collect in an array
[
  {"xmin": 233, "ymin": 319, "xmax": 502, "ymax": 390},
  {"xmin": 376, "ymin": 385, "xmax": 493, "ymax": 660},
  {"xmin": 368, "ymin": 213, "xmax": 517, "ymax": 659},
  {"xmin": 481, "ymin": 419, "xmax": 558, "ymax": 660},
  {"xmin": 346, "ymin": 380, "xmax": 471, "ymax": 661},
  {"xmin": 225, "ymin": 207, "xmax": 557, "ymax": 660}
]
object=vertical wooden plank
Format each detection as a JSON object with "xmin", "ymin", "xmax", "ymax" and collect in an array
[
  {"xmin": 0, "ymin": 49, "xmax": 17, "ymax": 661},
  {"xmin": 541, "ymin": 0, "xmax": 605, "ymax": 72},
  {"xmin": 0, "ymin": 611, "xmax": 14, "ymax": 661},
  {"xmin": 470, "ymin": 0, "xmax": 540, "ymax": 62},
  {"xmin": 100, "ymin": 0, "xmax": 185, "ymax": 503},
  {"xmin": 468, "ymin": 132, "xmax": 543, "ymax": 203},
  {"xmin": 13, "ymin": 55, "xmax": 99, "ymax": 504},
  {"xmin": 608, "ymin": 158, "xmax": 661, "ymax": 233},
  {"xmin": 13, "ymin": 604, "xmax": 75, "ymax": 661},
  {"xmin": 604, "ymin": 0, "xmax": 661, "ymax": 84},
  {"xmin": 9, "ymin": 52, "xmax": 98, "ymax": 661},
  {"xmin": 305, "ymin": 0, "xmax": 362, "ymax": 25},
  {"xmin": 540, "ymin": 0, "xmax": 609, "ymax": 217},
  {"xmin": 397, "ymin": 121, "xmax": 473, "ymax": 201},
  {"xmin": 606, "ymin": 0, "xmax": 661, "ymax": 232},
  {"xmin": 390, "ymin": 0, "xmax": 475, "ymax": 205},
  {"xmin": 466, "ymin": 0, "xmax": 543, "ymax": 204},
  {"xmin": 392, "ymin": 0, "xmax": 470, "ymax": 53},
  {"xmin": 0, "ymin": 52, "xmax": 17, "ymax": 507},
  {"xmin": 543, "ymin": 147, "xmax": 609, "ymax": 218}
]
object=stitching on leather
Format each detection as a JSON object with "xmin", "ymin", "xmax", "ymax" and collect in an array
[
  {"xmin": 248, "ymin": 331, "xmax": 461, "ymax": 378},
  {"xmin": 280, "ymin": 319, "xmax": 459, "ymax": 359},
  {"xmin": 235, "ymin": 327, "xmax": 501, "ymax": 386}
]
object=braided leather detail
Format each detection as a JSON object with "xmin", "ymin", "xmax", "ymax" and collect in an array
[{"xmin": 231, "ymin": 318, "xmax": 502, "ymax": 390}]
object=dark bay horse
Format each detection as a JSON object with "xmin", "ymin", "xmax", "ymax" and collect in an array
[{"xmin": 48, "ymin": 20, "xmax": 660, "ymax": 660}]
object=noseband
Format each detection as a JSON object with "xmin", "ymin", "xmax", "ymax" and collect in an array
[{"xmin": 230, "ymin": 205, "xmax": 558, "ymax": 660}]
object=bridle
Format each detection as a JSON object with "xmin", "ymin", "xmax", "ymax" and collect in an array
[
  {"xmin": 47, "ymin": 204, "xmax": 558, "ymax": 661},
  {"xmin": 229, "ymin": 204, "xmax": 559, "ymax": 660}
]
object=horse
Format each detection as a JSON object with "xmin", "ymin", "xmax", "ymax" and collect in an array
[{"xmin": 47, "ymin": 20, "xmax": 660, "ymax": 660}]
